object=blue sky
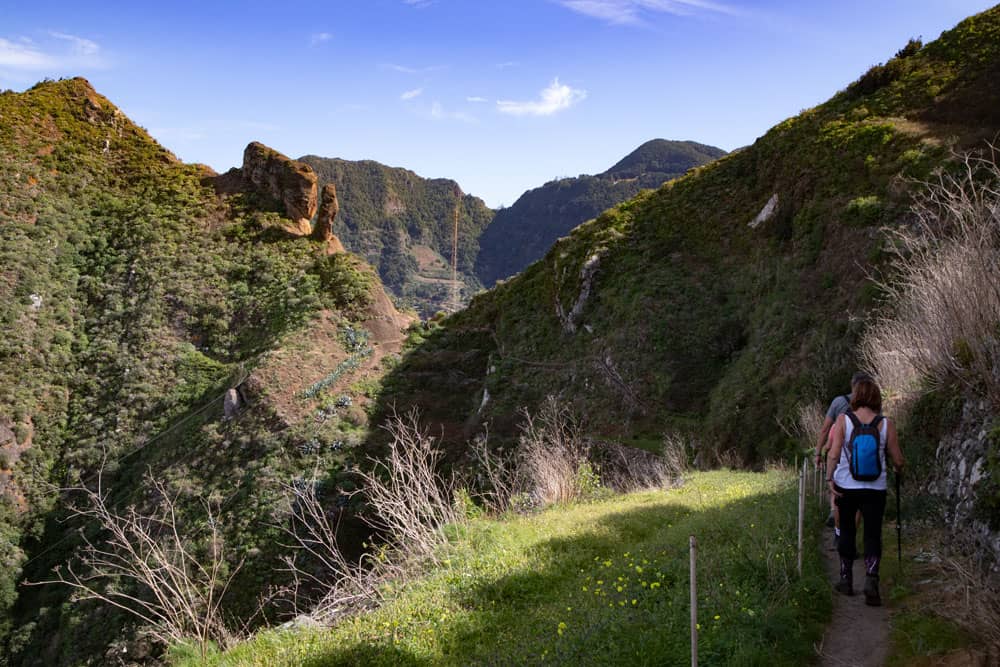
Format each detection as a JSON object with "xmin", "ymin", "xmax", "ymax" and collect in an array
[{"xmin": 1, "ymin": 0, "xmax": 994, "ymax": 207}]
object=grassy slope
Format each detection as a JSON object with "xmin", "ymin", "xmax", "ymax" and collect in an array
[
  {"xmin": 191, "ymin": 470, "xmax": 830, "ymax": 666},
  {"xmin": 0, "ymin": 79, "xmax": 402, "ymax": 664},
  {"xmin": 374, "ymin": 6, "xmax": 1000, "ymax": 462}
]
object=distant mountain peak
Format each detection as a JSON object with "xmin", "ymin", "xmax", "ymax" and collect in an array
[{"xmin": 602, "ymin": 139, "xmax": 727, "ymax": 179}]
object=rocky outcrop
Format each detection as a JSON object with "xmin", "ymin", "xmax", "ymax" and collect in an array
[
  {"xmin": 242, "ymin": 142, "xmax": 318, "ymax": 234},
  {"xmin": 927, "ymin": 398, "xmax": 1000, "ymax": 570},
  {"xmin": 555, "ymin": 251, "xmax": 603, "ymax": 334},
  {"xmin": 749, "ymin": 193, "xmax": 779, "ymax": 229},
  {"xmin": 313, "ymin": 183, "xmax": 345, "ymax": 252}
]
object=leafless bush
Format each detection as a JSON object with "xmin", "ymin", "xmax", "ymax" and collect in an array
[
  {"xmin": 357, "ymin": 410, "xmax": 460, "ymax": 564},
  {"xmin": 661, "ymin": 432, "xmax": 690, "ymax": 479},
  {"xmin": 862, "ymin": 147, "xmax": 1000, "ymax": 408},
  {"xmin": 715, "ymin": 448, "xmax": 744, "ymax": 470},
  {"xmin": 516, "ymin": 397, "xmax": 593, "ymax": 505},
  {"xmin": 935, "ymin": 551, "xmax": 1000, "ymax": 650},
  {"xmin": 276, "ymin": 475, "xmax": 379, "ymax": 624},
  {"xmin": 468, "ymin": 429, "xmax": 522, "ymax": 515},
  {"xmin": 28, "ymin": 472, "xmax": 243, "ymax": 659},
  {"xmin": 598, "ymin": 437, "xmax": 684, "ymax": 493}
]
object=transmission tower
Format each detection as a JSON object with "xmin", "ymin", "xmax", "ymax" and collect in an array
[{"xmin": 451, "ymin": 185, "xmax": 461, "ymax": 311}]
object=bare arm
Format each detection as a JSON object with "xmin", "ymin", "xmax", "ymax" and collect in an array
[
  {"xmin": 826, "ymin": 415, "xmax": 845, "ymax": 496},
  {"xmin": 815, "ymin": 416, "xmax": 834, "ymax": 465},
  {"xmin": 885, "ymin": 419, "xmax": 905, "ymax": 471}
]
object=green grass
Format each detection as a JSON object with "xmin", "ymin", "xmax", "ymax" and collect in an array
[
  {"xmin": 184, "ymin": 470, "xmax": 830, "ymax": 666},
  {"xmin": 887, "ymin": 612, "xmax": 974, "ymax": 666}
]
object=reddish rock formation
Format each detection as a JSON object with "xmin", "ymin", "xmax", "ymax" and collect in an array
[
  {"xmin": 313, "ymin": 183, "xmax": 346, "ymax": 253},
  {"xmin": 313, "ymin": 183, "xmax": 339, "ymax": 241},
  {"xmin": 242, "ymin": 142, "xmax": 318, "ymax": 234}
]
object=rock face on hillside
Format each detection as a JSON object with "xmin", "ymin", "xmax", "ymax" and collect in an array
[
  {"xmin": 242, "ymin": 142, "xmax": 318, "ymax": 234},
  {"xmin": 928, "ymin": 398, "xmax": 1000, "ymax": 567},
  {"xmin": 313, "ymin": 183, "xmax": 342, "ymax": 249}
]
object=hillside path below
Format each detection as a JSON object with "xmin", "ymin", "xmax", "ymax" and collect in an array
[{"xmin": 816, "ymin": 530, "xmax": 890, "ymax": 667}]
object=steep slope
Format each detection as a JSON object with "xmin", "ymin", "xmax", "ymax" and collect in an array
[
  {"xmin": 299, "ymin": 155, "xmax": 495, "ymax": 317},
  {"xmin": 474, "ymin": 140, "xmax": 726, "ymax": 286},
  {"xmin": 0, "ymin": 79, "xmax": 411, "ymax": 664},
  {"xmin": 375, "ymin": 8, "xmax": 1000, "ymax": 462}
]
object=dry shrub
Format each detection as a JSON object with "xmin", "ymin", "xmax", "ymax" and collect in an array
[
  {"xmin": 468, "ymin": 429, "xmax": 522, "ymax": 515},
  {"xmin": 935, "ymin": 551, "xmax": 1000, "ymax": 651},
  {"xmin": 599, "ymin": 442, "xmax": 678, "ymax": 493},
  {"xmin": 517, "ymin": 397, "xmax": 592, "ymax": 506},
  {"xmin": 796, "ymin": 401, "xmax": 826, "ymax": 450},
  {"xmin": 357, "ymin": 409, "xmax": 460, "ymax": 564},
  {"xmin": 661, "ymin": 432, "xmax": 689, "ymax": 479},
  {"xmin": 862, "ymin": 148, "xmax": 1000, "ymax": 408},
  {"xmin": 28, "ymin": 472, "xmax": 243, "ymax": 658},
  {"xmin": 906, "ymin": 526, "xmax": 1000, "ymax": 655},
  {"xmin": 277, "ymin": 475, "xmax": 379, "ymax": 624}
]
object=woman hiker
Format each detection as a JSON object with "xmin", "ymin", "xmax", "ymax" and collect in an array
[
  {"xmin": 815, "ymin": 371, "xmax": 873, "ymax": 548},
  {"xmin": 825, "ymin": 377, "xmax": 905, "ymax": 606}
]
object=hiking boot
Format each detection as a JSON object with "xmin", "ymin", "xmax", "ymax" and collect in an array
[
  {"xmin": 863, "ymin": 574, "xmax": 881, "ymax": 606},
  {"xmin": 834, "ymin": 558, "xmax": 853, "ymax": 595}
]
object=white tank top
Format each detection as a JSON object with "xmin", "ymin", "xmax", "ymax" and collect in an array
[{"xmin": 833, "ymin": 414, "xmax": 889, "ymax": 490}]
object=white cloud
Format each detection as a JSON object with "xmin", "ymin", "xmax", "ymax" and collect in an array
[
  {"xmin": 495, "ymin": 61, "xmax": 518, "ymax": 70},
  {"xmin": 381, "ymin": 63, "xmax": 446, "ymax": 74},
  {"xmin": 48, "ymin": 31, "xmax": 99, "ymax": 56},
  {"xmin": 466, "ymin": 96, "xmax": 487, "ymax": 103},
  {"xmin": 0, "ymin": 31, "xmax": 104, "ymax": 70},
  {"xmin": 403, "ymin": 0, "xmax": 435, "ymax": 6},
  {"xmin": 430, "ymin": 101, "xmax": 476, "ymax": 124},
  {"xmin": 310, "ymin": 32, "xmax": 332, "ymax": 46},
  {"xmin": 401, "ymin": 87, "xmax": 424, "ymax": 100},
  {"xmin": 557, "ymin": 0, "xmax": 737, "ymax": 25},
  {"xmin": 497, "ymin": 78, "xmax": 586, "ymax": 117},
  {"xmin": 0, "ymin": 38, "xmax": 52, "ymax": 69}
]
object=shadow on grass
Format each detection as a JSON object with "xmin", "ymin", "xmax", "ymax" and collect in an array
[{"xmin": 301, "ymin": 478, "xmax": 831, "ymax": 667}]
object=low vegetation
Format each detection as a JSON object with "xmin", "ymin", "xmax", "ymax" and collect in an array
[{"xmin": 179, "ymin": 469, "xmax": 829, "ymax": 666}]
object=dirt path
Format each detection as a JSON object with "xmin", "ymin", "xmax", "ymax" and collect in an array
[{"xmin": 816, "ymin": 531, "xmax": 891, "ymax": 667}]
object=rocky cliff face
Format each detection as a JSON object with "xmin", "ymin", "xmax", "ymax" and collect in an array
[
  {"xmin": 242, "ymin": 141, "xmax": 318, "ymax": 234},
  {"xmin": 927, "ymin": 398, "xmax": 1000, "ymax": 570},
  {"xmin": 314, "ymin": 183, "xmax": 345, "ymax": 252}
]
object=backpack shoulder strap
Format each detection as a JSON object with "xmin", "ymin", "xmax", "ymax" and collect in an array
[{"xmin": 845, "ymin": 410, "xmax": 861, "ymax": 429}]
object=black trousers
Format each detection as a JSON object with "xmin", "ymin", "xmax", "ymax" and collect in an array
[{"xmin": 834, "ymin": 486, "xmax": 887, "ymax": 561}]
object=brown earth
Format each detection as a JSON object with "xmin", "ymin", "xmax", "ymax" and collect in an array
[
  {"xmin": 816, "ymin": 529, "xmax": 891, "ymax": 667},
  {"xmin": 245, "ymin": 281, "xmax": 414, "ymax": 428}
]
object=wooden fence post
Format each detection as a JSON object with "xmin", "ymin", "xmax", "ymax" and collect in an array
[
  {"xmin": 690, "ymin": 534, "xmax": 698, "ymax": 667},
  {"xmin": 798, "ymin": 459, "xmax": 806, "ymax": 576}
]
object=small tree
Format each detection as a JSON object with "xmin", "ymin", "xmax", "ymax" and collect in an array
[{"xmin": 28, "ymin": 471, "xmax": 243, "ymax": 658}]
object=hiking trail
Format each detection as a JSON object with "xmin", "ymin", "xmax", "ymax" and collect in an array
[{"xmin": 815, "ymin": 532, "xmax": 890, "ymax": 667}]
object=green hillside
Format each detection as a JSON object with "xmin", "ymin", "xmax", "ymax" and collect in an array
[
  {"xmin": 299, "ymin": 155, "xmax": 494, "ymax": 317},
  {"xmin": 475, "ymin": 140, "xmax": 726, "ymax": 286},
  {"xmin": 0, "ymin": 78, "xmax": 410, "ymax": 664},
  {"xmin": 375, "ymin": 8, "xmax": 1000, "ymax": 463}
]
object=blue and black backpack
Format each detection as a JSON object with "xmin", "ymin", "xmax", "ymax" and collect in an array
[{"xmin": 845, "ymin": 410, "xmax": 884, "ymax": 481}]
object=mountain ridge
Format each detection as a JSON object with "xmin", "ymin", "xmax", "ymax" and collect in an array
[{"xmin": 474, "ymin": 139, "xmax": 726, "ymax": 286}]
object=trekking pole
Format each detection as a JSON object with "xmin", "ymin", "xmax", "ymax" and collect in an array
[{"xmin": 895, "ymin": 470, "xmax": 902, "ymax": 571}]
